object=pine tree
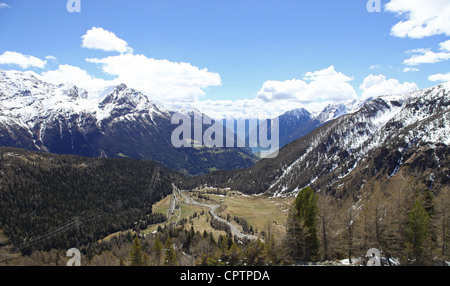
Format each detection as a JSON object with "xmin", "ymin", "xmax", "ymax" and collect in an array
[
  {"xmin": 383, "ymin": 175, "xmax": 413, "ymax": 262},
  {"xmin": 244, "ymin": 239, "xmax": 266, "ymax": 266},
  {"xmin": 317, "ymin": 192, "xmax": 335, "ymax": 262},
  {"xmin": 153, "ymin": 237, "xmax": 163, "ymax": 266},
  {"xmin": 405, "ymin": 200, "xmax": 430, "ymax": 265},
  {"xmin": 265, "ymin": 234, "xmax": 284, "ymax": 265},
  {"xmin": 292, "ymin": 187, "xmax": 320, "ymax": 261},
  {"xmin": 163, "ymin": 236, "xmax": 178, "ymax": 266},
  {"xmin": 345, "ymin": 205, "xmax": 355, "ymax": 265},
  {"xmin": 129, "ymin": 236, "xmax": 145, "ymax": 266},
  {"xmin": 284, "ymin": 206, "xmax": 306, "ymax": 262},
  {"xmin": 218, "ymin": 235, "xmax": 229, "ymax": 263},
  {"xmin": 227, "ymin": 242, "xmax": 242, "ymax": 266},
  {"xmin": 433, "ymin": 187, "xmax": 449, "ymax": 266}
]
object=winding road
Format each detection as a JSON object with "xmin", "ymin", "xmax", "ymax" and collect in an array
[
  {"xmin": 168, "ymin": 185, "xmax": 182, "ymax": 225},
  {"xmin": 179, "ymin": 190, "xmax": 260, "ymax": 241}
]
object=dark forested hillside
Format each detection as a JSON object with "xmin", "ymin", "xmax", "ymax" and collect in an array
[{"xmin": 0, "ymin": 147, "xmax": 183, "ymax": 254}]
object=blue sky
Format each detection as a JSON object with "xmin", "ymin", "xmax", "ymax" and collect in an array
[{"xmin": 1, "ymin": 0, "xmax": 449, "ymax": 118}]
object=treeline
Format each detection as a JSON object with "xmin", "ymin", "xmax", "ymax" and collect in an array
[
  {"xmin": 178, "ymin": 169, "xmax": 266, "ymax": 195},
  {"xmin": 202, "ymin": 188, "xmax": 231, "ymax": 196},
  {"xmin": 284, "ymin": 177, "xmax": 449, "ymax": 266},
  {"xmin": 1, "ymin": 225, "xmax": 286, "ymax": 266},
  {"xmin": 233, "ymin": 216, "xmax": 254, "ymax": 235},
  {"xmin": 209, "ymin": 215, "xmax": 231, "ymax": 234},
  {"xmin": 0, "ymin": 147, "xmax": 180, "ymax": 254}
]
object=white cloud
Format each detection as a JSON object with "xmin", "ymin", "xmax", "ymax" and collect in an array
[
  {"xmin": 1, "ymin": 31, "xmax": 221, "ymax": 106},
  {"xmin": 0, "ymin": 3, "xmax": 10, "ymax": 9},
  {"xmin": 360, "ymin": 74, "xmax": 419, "ymax": 99},
  {"xmin": 41, "ymin": 64, "xmax": 114, "ymax": 95},
  {"xmin": 403, "ymin": 48, "xmax": 450, "ymax": 66},
  {"xmin": 428, "ymin": 72, "xmax": 450, "ymax": 82},
  {"xmin": 86, "ymin": 53, "xmax": 222, "ymax": 102},
  {"xmin": 191, "ymin": 99, "xmax": 280, "ymax": 119},
  {"xmin": 403, "ymin": 67, "xmax": 419, "ymax": 72},
  {"xmin": 189, "ymin": 98, "xmax": 313, "ymax": 120},
  {"xmin": 45, "ymin": 55, "xmax": 57, "ymax": 62},
  {"xmin": 385, "ymin": 0, "xmax": 450, "ymax": 38},
  {"xmin": 190, "ymin": 94, "xmax": 353, "ymax": 120},
  {"xmin": 256, "ymin": 66, "xmax": 357, "ymax": 104},
  {"xmin": 207, "ymin": 66, "xmax": 361, "ymax": 119},
  {"xmin": 439, "ymin": 40, "xmax": 450, "ymax": 52},
  {"xmin": 0, "ymin": 51, "xmax": 46, "ymax": 69},
  {"xmin": 81, "ymin": 27, "xmax": 133, "ymax": 54},
  {"xmin": 256, "ymin": 79, "xmax": 309, "ymax": 102}
]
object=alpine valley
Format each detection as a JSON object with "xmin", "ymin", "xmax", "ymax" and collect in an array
[{"xmin": 0, "ymin": 69, "xmax": 449, "ymax": 266}]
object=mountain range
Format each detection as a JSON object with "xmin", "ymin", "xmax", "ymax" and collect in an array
[
  {"xmin": 1, "ymin": 69, "xmax": 448, "ymax": 197},
  {"xmin": 0, "ymin": 69, "xmax": 368, "ymax": 176},
  {"xmin": 275, "ymin": 98, "xmax": 365, "ymax": 150},
  {"xmin": 182, "ymin": 82, "xmax": 449, "ymax": 197},
  {"xmin": 0, "ymin": 70, "xmax": 257, "ymax": 176}
]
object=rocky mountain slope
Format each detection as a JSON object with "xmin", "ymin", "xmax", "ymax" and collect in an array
[{"xmin": 181, "ymin": 82, "xmax": 449, "ymax": 196}]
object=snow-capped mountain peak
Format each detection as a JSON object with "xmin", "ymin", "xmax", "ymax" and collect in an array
[
  {"xmin": 0, "ymin": 70, "xmax": 172, "ymax": 151},
  {"xmin": 0, "ymin": 70, "xmax": 169, "ymax": 123},
  {"xmin": 0, "ymin": 69, "xmax": 258, "ymax": 175},
  {"xmin": 313, "ymin": 99, "xmax": 366, "ymax": 124},
  {"xmin": 203, "ymin": 82, "xmax": 449, "ymax": 196},
  {"xmin": 282, "ymin": 107, "xmax": 311, "ymax": 120},
  {"xmin": 269, "ymin": 82, "xmax": 449, "ymax": 195}
]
